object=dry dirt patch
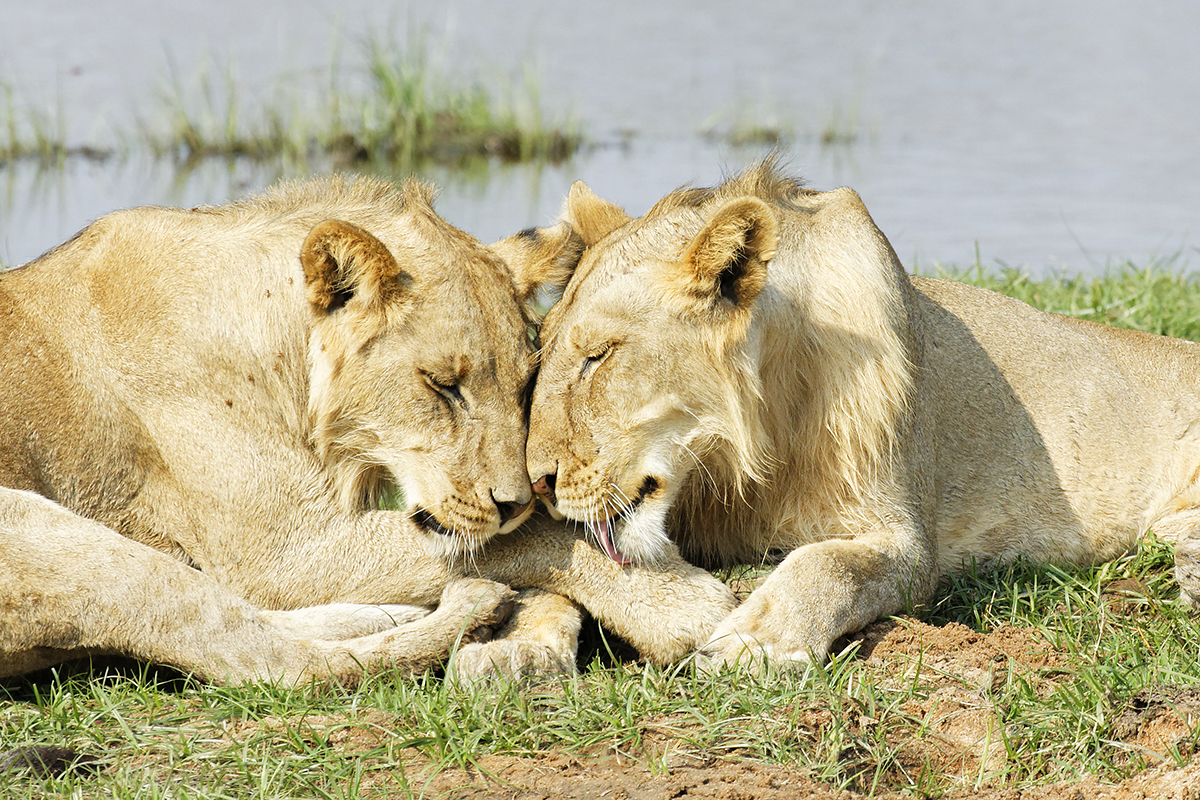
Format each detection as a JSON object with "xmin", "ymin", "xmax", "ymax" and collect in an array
[
  {"xmin": 333, "ymin": 746, "xmax": 1200, "ymax": 800},
  {"xmin": 395, "ymin": 619, "xmax": 1197, "ymax": 800}
]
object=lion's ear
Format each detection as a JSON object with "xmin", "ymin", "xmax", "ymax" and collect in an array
[
  {"xmin": 564, "ymin": 181, "xmax": 631, "ymax": 246},
  {"xmin": 663, "ymin": 197, "xmax": 778, "ymax": 317},
  {"xmin": 301, "ymin": 220, "xmax": 412, "ymax": 315},
  {"xmin": 490, "ymin": 221, "xmax": 585, "ymax": 304}
]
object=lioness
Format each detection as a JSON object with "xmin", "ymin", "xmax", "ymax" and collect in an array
[
  {"xmin": 527, "ymin": 159, "xmax": 1200, "ymax": 668},
  {"xmin": 0, "ymin": 176, "xmax": 735, "ymax": 687}
]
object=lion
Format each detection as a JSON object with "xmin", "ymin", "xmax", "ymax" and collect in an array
[
  {"xmin": 0, "ymin": 176, "xmax": 736, "ymax": 688},
  {"xmin": 526, "ymin": 158, "xmax": 1200, "ymax": 669}
]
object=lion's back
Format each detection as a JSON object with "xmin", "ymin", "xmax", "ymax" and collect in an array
[
  {"xmin": 910, "ymin": 275, "xmax": 1200, "ymax": 570},
  {"xmin": 0, "ymin": 203, "xmax": 312, "ymax": 535}
]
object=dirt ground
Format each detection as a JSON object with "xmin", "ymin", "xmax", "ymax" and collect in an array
[
  {"xmin": 403, "ymin": 750, "xmax": 1200, "ymax": 800},
  {"xmin": 310, "ymin": 616, "xmax": 1200, "ymax": 800}
]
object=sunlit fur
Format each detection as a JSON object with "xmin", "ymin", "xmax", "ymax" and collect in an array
[
  {"xmin": 653, "ymin": 161, "xmax": 912, "ymax": 534},
  {"xmin": 530, "ymin": 157, "xmax": 1200, "ymax": 667}
]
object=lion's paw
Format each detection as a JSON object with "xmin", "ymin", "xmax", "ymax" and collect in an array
[
  {"xmin": 437, "ymin": 578, "xmax": 517, "ymax": 636},
  {"xmin": 613, "ymin": 571, "xmax": 739, "ymax": 666},
  {"xmin": 449, "ymin": 638, "xmax": 576, "ymax": 686},
  {"xmin": 447, "ymin": 588, "xmax": 581, "ymax": 685},
  {"xmin": 698, "ymin": 587, "xmax": 821, "ymax": 674}
]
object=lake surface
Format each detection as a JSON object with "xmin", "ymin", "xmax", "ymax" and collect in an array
[{"xmin": 2, "ymin": 0, "xmax": 1197, "ymax": 275}]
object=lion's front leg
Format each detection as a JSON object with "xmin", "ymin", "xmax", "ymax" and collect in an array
[
  {"xmin": 262, "ymin": 604, "xmax": 432, "ymax": 641},
  {"xmin": 701, "ymin": 534, "xmax": 937, "ymax": 671},
  {"xmin": 472, "ymin": 514, "xmax": 738, "ymax": 665}
]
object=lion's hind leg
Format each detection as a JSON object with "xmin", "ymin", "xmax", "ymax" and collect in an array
[
  {"xmin": 0, "ymin": 488, "xmax": 512, "ymax": 686},
  {"xmin": 0, "ymin": 487, "xmax": 329, "ymax": 683}
]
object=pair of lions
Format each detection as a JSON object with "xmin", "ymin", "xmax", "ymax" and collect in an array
[
  {"xmin": 8, "ymin": 161, "xmax": 1199, "ymax": 687},
  {"xmin": 526, "ymin": 159, "xmax": 1200, "ymax": 668},
  {"xmin": 0, "ymin": 176, "xmax": 734, "ymax": 688}
]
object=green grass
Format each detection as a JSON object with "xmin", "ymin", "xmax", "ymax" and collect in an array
[
  {"xmin": 0, "ymin": 642, "xmax": 956, "ymax": 797},
  {"xmin": 1, "ymin": 32, "xmax": 580, "ymax": 170},
  {"xmin": 930, "ymin": 255, "xmax": 1200, "ymax": 341},
  {"xmin": 928, "ymin": 536, "xmax": 1200, "ymax": 782},
  {"xmin": 4, "ymin": 262, "xmax": 1200, "ymax": 797}
]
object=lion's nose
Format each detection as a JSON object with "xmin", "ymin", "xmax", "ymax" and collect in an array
[{"xmin": 531, "ymin": 474, "xmax": 556, "ymax": 497}]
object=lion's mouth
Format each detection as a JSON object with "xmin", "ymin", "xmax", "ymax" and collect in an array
[
  {"xmin": 412, "ymin": 508, "xmax": 455, "ymax": 538},
  {"xmin": 587, "ymin": 476, "xmax": 660, "ymax": 564}
]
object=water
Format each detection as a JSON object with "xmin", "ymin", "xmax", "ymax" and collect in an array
[{"xmin": 2, "ymin": 0, "xmax": 1198, "ymax": 274}]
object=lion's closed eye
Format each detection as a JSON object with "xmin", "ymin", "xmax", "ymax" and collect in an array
[
  {"xmin": 423, "ymin": 372, "xmax": 467, "ymax": 409},
  {"xmin": 580, "ymin": 343, "xmax": 614, "ymax": 379}
]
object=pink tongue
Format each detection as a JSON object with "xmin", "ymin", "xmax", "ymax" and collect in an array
[{"xmin": 589, "ymin": 518, "xmax": 632, "ymax": 564}]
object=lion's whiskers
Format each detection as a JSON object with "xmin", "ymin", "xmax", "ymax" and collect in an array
[{"xmin": 680, "ymin": 441, "xmax": 724, "ymax": 502}]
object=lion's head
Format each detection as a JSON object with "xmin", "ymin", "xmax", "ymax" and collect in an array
[
  {"xmin": 299, "ymin": 180, "xmax": 581, "ymax": 556},
  {"xmin": 527, "ymin": 162, "xmax": 912, "ymax": 567}
]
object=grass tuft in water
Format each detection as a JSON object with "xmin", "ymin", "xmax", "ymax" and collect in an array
[
  {"xmin": 144, "ymin": 32, "xmax": 581, "ymax": 170},
  {"xmin": 346, "ymin": 34, "xmax": 579, "ymax": 168},
  {"xmin": 701, "ymin": 89, "xmax": 862, "ymax": 149},
  {"xmin": 1, "ymin": 33, "xmax": 580, "ymax": 170},
  {"xmin": 0, "ymin": 82, "xmax": 72, "ymax": 165}
]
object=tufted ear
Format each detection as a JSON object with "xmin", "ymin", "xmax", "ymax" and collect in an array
[
  {"xmin": 490, "ymin": 221, "xmax": 585, "ymax": 304},
  {"xmin": 301, "ymin": 220, "xmax": 412, "ymax": 316},
  {"xmin": 563, "ymin": 180, "xmax": 631, "ymax": 246},
  {"xmin": 661, "ymin": 197, "xmax": 778, "ymax": 318}
]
